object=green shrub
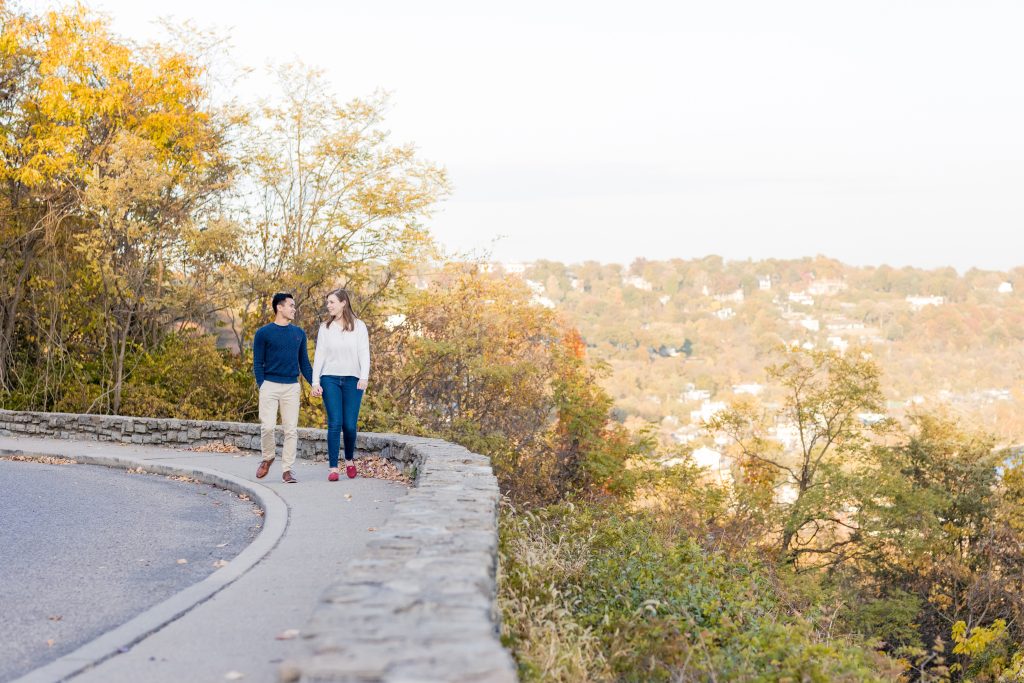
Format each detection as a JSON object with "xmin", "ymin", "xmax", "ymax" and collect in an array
[
  {"xmin": 499, "ymin": 502, "xmax": 898, "ymax": 682},
  {"xmin": 119, "ymin": 333, "xmax": 258, "ymax": 422}
]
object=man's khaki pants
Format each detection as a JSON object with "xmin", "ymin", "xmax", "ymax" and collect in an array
[{"xmin": 259, "ymin": 381, "xmax": 300, "ymax": 472}]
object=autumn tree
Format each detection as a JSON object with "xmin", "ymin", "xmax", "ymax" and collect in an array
[
  {"xmin": 361, "ymin": 265, "xmax": 643, "ymax": 503},
  {"xmin": 233, "ymin": 63, "xmax": 449, "ymax": 346},
  {"xmin": 711, "ymin": 346, "xmax": 886, "ymax": 565},
  {"xmin": 0, "ymin": 5, "xmax": 235, "ymax": 412},
  {"xmin": 846, "ymin": 414, "xmax": 1024, "ymax": 671},
  {"xmin": 361, "ymin": 267, "xmax": 558, "ymax": 484}
]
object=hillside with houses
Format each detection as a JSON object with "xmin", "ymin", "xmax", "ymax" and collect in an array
[{"xmin": 489, "ymin": 256, "xmax": 1024, "ymax": 458}]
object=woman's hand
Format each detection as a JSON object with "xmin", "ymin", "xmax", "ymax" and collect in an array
[
  {"xmin": 311, "ymin": 384, "xmax": 323, "ymax": 398},
  {"xmin": 357, "ymin": 379, "xmax": 368, "ymax": 391}
]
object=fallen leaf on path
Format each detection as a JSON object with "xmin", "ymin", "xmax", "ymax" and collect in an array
[
  {"xmin": 367, "ymin": 527, "xmax": 377, "ymax": 532},
  {"xmin": 0, "ymin": 455, "xmax": 76, "ymax": 465},
  {"xmin": 46, "ymin": 639, "xmax": 54, "ymax": 647},
  {"xmin": 353, "ymin": 455, "xmax": 411, "ymax": 484},
  {"xmin": 344, "ymin": 494, "xmax": 352, "ymax": 500},
  {"xmin": 176, "ymin": 559, "xmax": 188, "ymax": 565},
  {"xmin": 48, "ymin": 615, "xmax": 62, "ymax": 621},
  {"xmin": 216, "ymin": 543, "xmax": 228, "ymax": 548},
  {"xmin": 224, "ymin": 671, "xmax": 244, "ymax": 680},
  {"xmin": 213, "ymin": 560, "xmax": 229, "ymax": 568},
  {"xmin": 190, "ymin": 441, "xmax": 241, "ymax": 453},
  {"xmin": 275, "ymin": 629, "xmax": 300, "ymax": 640}
]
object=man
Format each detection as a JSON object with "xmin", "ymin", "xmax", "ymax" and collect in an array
[{"xmin": 253, "ymin": 292, "xmax": 313, "ymax": 483}]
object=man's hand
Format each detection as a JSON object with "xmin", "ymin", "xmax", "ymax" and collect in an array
[
  {"xmin": 357, "ymin": 379, "xmax": 368, "ymax": 391},
  {"xmin": 311, "ymin": 384, "xmax": 323, "ymax": 398}
]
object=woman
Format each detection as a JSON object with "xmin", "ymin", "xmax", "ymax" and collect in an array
[{"xmin": 311, "ymin": 288, "xmax": 370, "ymax": 480}]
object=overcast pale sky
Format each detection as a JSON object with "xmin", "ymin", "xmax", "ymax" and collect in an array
[{"xmin": 29, "ymin": 0, "xmax": 1024, "ymax": 270}]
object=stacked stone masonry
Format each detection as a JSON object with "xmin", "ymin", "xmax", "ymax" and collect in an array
[{"xmin": 0, "ymin": 410, "xmax": 517, "ymax": 683}]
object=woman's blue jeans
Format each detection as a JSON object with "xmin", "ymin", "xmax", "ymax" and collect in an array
[{"xmin": 320, "ymin": 375, "xmax": 364, "ymax": 467}]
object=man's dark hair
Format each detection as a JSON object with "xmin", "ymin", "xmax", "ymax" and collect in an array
[{"xmin": 272, "ymin": 292, "xmax": 294, "ymax": 314}]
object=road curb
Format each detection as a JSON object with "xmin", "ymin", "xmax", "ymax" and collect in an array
[{"xmin": 2, "ymin": 447, "xmax": 288, "ymax": 683}]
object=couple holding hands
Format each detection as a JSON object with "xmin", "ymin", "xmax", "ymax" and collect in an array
[{"xmin": 252, "ymin": 289, "xmax": 369, "ymax": 483}]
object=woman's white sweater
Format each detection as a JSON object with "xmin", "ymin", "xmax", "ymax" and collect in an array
[{"xmin": 312, "ymin": 318, "xmax": 370, "ymax": 384}]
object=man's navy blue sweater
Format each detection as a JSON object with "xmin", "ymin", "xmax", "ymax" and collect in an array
[{"xmin": 252, "ymin": 322, "xmax": 313, "ymax": 387}]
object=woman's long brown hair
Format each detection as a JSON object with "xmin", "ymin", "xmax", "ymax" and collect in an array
[{"xmin": 323, "ymin": 289, "xmax": 356, "ymax": 331}]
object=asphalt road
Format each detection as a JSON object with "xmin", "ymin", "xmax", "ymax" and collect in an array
[{"xmin": 0, "ymin": 459, "xmax": 262, "ymax": 682}]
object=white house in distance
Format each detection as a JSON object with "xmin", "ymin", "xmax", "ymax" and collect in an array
[
  {"xmin": 682, "ymin": 386, "xmax": 712, "ymax": 402},
  {"xmin": 523, "ymin": 279, "xmax": 544, "ymax": 295},
  {"xmin": 999, "ymin": 281, "xmax": 1014, "ymax": 294},
  {"xmin": 481, "ymin": 261, "xmax": 529, "ymax": 275},
  {"xmin": 671, "ymin": 428, "xmax": 699, "ymax": 444},
  {"xmin": 690, "ymin": 400, "xmax": 727, "ymax": 424},
  {"xmin": 532, "ymin": 296, "xmax": 555, "ymax": 309},
  {"xmin": 758, "ymin": 276, "xmax": 772, "ymax": 291},
  {"xmin": 714, "ymin": 289, "xmax": 745, "ymax": 304},
  {"xmin": 807, "ymin": 279, "xmax": 848, "ymax": 297},
  {"xmin": 799, "ymin": 318, "xmax": 820, "ymax": 332},
  {"xmin": 906, "ymin": 295, "xmax": 945, "ymax": 311},
  {"xmin": 776, "ymin": 482, "xmax": 799, "ymax": 504},
  {"xmin": 715, "ymin": 307, "xmax": 735, "ymax": 320},
  {"xmin": 828, "ymin": 336, "xmax": 849, "ymax": 353},
  {"xmin": 384, "ymin": 314, "xmax": 407, "ymax": 330},
  {"xmin": 624, "ymin": 275, "xmax": 653, "ymax": 291},
  {"xmin": 770, "ymin": 422, "xmax": 802, "ymax": 450},
  {"xmin": 788, "ymin": 291, "xmax": 815, "ymax": 306},
  {"xmin": 662, "ymin": 446, "xmax": 731, "ymax": 485},
  {"xmin": 691, "ymin": 446, "xmax": 724, "ymax": 470},
  {"xmin": 732, "ymin": 383, "xmax": 764, "ymax": 396}
]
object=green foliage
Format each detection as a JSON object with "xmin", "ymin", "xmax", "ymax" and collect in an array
[
  {"xmin": 711, "ymin": 346, "xmax": 887, "ymax": 564},
  {"xmin": 118, "ymin": 333, "xmax": 258, "ymax": 421},
  {"xmin": 848, "ymin": 414, "xmax": 1024, "ymax": 675},
  {"xmin": 841, "ymin": 589, "xmax": 924, "ymax": 651},
  {"xmin": 499, "ymin": 502, "xmax": 897, "ymax": 682}
]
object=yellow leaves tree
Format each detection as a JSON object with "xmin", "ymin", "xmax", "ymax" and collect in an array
[{"xmin": 0, "ymin": 3, "xmax": 234, "ymax": 410}]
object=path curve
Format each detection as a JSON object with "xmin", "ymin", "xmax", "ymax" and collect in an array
[{"xmin": 1, "ymin": 447, "xmax": 288, "ymax": 683}]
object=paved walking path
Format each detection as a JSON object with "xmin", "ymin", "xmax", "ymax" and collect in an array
[
  {"xmin": 0, "ymin": 459, "xmax": 260, "ymax": 682},
  {"xmin": 0, "ymin": 436, "xmax": 406, "ymax": 683}
]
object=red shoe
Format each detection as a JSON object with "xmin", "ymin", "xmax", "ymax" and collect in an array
[
  {"xmin": 328, "ymin": 471, "xmax": 339, "ymax": 482},
  {"xmin": 346, "ymin": 463, "xmax": 357, "ymax": 479}
]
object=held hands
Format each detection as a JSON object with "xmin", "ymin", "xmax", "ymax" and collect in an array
[{"xmin": 310, "ymin": 381, "xmax": 365, "ymax": 396}]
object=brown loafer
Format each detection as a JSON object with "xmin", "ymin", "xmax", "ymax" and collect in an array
[
  {"xmin": 256, "ymin": 458, "xmax": 274, "ymax": 479},
  {"xmin": 282, "ymin": 470, "xmax": 297, "ymax": 483}
]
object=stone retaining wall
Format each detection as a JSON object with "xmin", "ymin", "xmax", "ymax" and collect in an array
[
  {"xmin": 0, "ymin": 410, "xmax": 372, "ymax": 462},
  {"xmin": 0, "ymin": 410, "xmax": 517, "ymax": 683}
]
